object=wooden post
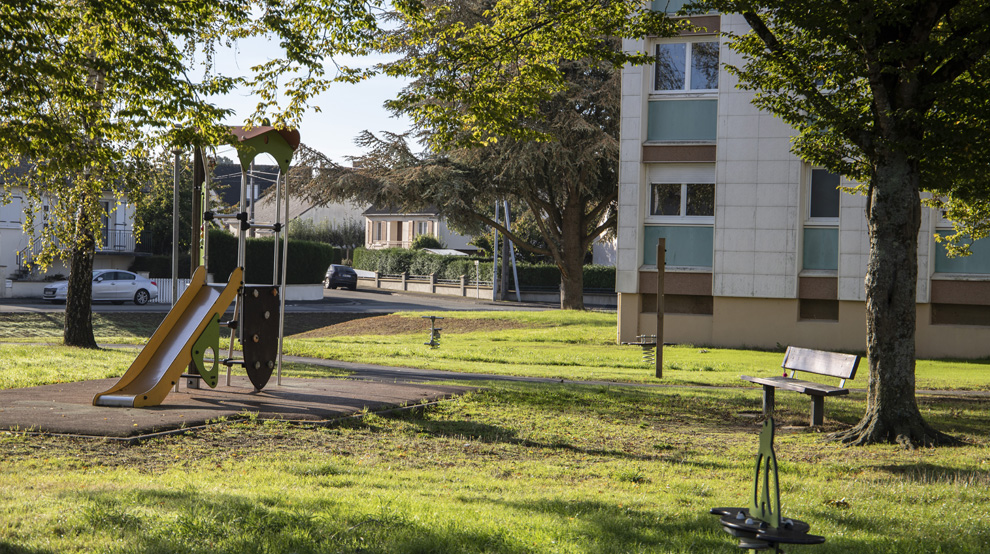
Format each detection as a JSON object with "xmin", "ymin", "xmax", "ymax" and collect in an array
[{"xmin": 656, "ymin": 238, "xmax": 664, "ymax": 378}]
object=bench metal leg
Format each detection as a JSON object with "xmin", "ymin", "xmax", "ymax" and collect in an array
[
  {"xmin": 810, "ymin": 395, "xmax": 825, "ymax": 426},
  {"xmin": 761, "ymin": 385, "xmax": 775, "ymax": 416}
]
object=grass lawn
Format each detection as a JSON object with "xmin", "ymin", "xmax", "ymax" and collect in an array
[{"xmin": 1, "ymin": 310, "xmax": 989, "ymax": 552}]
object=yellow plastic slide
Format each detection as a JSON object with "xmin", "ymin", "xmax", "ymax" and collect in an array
[{"xmin": 93, "ymin": 266, "xmax": 243, "ymax": 408}]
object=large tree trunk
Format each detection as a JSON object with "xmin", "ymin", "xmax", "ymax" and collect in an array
[
  {"xmin": 64, "ymin": 208, "xmax": 98, "ymax": 348},
  {"xmin": 833, "ymin": 155, "xmax": 955, "ymax": 447},
  {"xmin": 558, "ymin": 194, "xmax": 585, "ymax": 310}
]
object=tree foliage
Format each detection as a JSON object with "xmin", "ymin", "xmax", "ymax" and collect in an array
[
  {"xmin": 290, "ymin": 56, "xmax": 621, "ymax": 309},
  {"xmin": 287, "ymin": 0, "xmax": 670, "ymax": 309},
  {"xmin": 378, "ymin": 0, "xmax": 675, "ymax": 147},
  {"xmin": 0, "ymin": 0, "xmax": 392, "ymax": 346},
  {"xmin": 703, "ymin": 0, "xmax": 990, "ymax": 446}
]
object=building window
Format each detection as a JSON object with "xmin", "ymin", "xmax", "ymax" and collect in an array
[
  {"xmin": 416, "ymin": 220, "xmax": 430, "ymax": 236},
  {"xmin": 650, "ymin": 183, "xmax": 715, "ymax": 219},
  {"xmin": 809, "ymin": 169, "xmax": 840, "ymax": 221},
  {"xmin": 654, "ymin": 41, "xmax": 719, "ymax": 92},
  {"xmin": 803, "ymin": 168, "xmax": 840, "ymax": 271},
  {"xmin": 374, "ymin": 221, "xmax": 384, "ymax": 241}
]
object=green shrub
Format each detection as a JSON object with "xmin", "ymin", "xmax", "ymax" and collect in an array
[
  {"xmin": 133, "ymin": 230, "xmax": 341, "ymax": 284},
  {"xmin": 410, "ymin": 234, "xmax": 445, "ymax": 250},
  {"xmin": 352, "ymin": 247, "xmax": 614, "ymax": 290}
]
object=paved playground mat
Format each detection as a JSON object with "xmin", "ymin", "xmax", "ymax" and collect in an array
[{"xmin": 0, "ymin": 376, "xmax": 472, "ymax": 439}]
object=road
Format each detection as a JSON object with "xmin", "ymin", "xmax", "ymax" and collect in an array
[{"xmin": 0, "ymin": 287, "xmax": 551, "ymax": 314}]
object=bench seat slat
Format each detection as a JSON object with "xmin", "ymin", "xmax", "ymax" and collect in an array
[{"xmin": 741, "ymin": 375, "xmax": 849, "ymax": 396}]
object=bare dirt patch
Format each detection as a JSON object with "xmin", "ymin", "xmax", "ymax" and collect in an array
[{"xmin": 291, "ymin": 314, "xmax": 533, "ymax": 339}]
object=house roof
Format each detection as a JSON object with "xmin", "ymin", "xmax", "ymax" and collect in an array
[
  {"xmin": 210, "ymin": 163, "xmax": 280, "ymax": 208},
  {"xmin": 363, "ymin": 204, "xmax": 440, "ymax": 217}
]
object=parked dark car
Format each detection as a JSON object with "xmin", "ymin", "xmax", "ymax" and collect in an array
[
  {"xmin": 324, "ymin": 264, "xmax": 358, "ymax": 290},
  {"xmin": 43, "ymin": 269, "xmax": 159, "ymax": 305}
]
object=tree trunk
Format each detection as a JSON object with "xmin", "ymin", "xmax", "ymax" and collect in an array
[
  {"xmin": 833, "ymin": 155, "xmax": 956, "ymax": 447},
  {"xmin": 64, "ymin": 213, "xmax": 98, "ymax": 348},
  {"xmin": 558, "ymin": 195, "xmax": 586, "ymax": 310},
  {"xmin": 559, "ymin": 247, "xmax": 585, "ymax": 309}
]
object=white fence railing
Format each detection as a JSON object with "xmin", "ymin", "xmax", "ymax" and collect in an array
[{"xmin": 152, "ymin": 278, "xmax": 191, "ymax": 304}]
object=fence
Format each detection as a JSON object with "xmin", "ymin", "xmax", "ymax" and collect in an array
[
  {"xmin": 151, "ymin": 278, "xmax": 191, "ymax": 304},
  {"xmin": 361, "ymin": 272, "xmax": 616, "ymax": 307}
]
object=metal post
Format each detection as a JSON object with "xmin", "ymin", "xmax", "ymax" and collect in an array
[
  {"xmin": 201, "ymin": 151, "xmax": 211, "ymax": 273},
  {"xmin": 277, "ymin": 171, "xmax": 289, "ymax": 386},
  {"xmin": 248, "ymin": 161, "xmax": 257, "ymax": 238},
  {"xmin": 236, "ymin": 167, "xmax": 247, "ymax": 349},
  {"xmin": 492, "ymin": 201, "xmax": 499, "ymax": 301},
  {"xmin": 272, "ymin": 162, "xmax": 282, "ymax": 283},
  {"xmin": 171, "ymin": 148, "xmax": 181, "ymax": 307},
  {"xmin": 191, "ymin": 147, "xmax": 204, "ymax": 276},
  {"xmin": 503, "ymin": 200, "xmax": 521, "ymax": 302},
  {"xmin": 656, "ymin": 238, "xmax": 665, "ymax": 378}
]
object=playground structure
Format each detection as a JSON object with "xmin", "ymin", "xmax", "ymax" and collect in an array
[{"xmin": 93, "ymin": 126, "xmax": 300, "ymax": 408}]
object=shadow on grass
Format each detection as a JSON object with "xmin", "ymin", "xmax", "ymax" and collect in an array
[
  {"xmin": 62, "ymin": 487, "xmax": 733, "ymax": 554},
  {"xmin": 0, "ymin": 542, "xmax": 58, "ymax": 554},
  {"xmin": 872, "ymin": 462, "xmax": 990, "ymax": 486},
  {"xmin": 47, "ymin": 484, "xmax": 988, "ymax": 554}
]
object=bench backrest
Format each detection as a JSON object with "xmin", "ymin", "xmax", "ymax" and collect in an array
[{"xmin": 782, "ymin": 347, "xmax": 860, "ymax": 385}]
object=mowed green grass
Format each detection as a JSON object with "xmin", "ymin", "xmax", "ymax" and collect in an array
[
  {"xmin": 1, "ymin": 383, "xmax": 989, "ymax": 553},
  {"xmin": 282, "ymin": 311, "xmax": 990, "ymax": 390},
  {"xmin": 1, "ymin": 310, "xmax": 990, "ymax": 552}
]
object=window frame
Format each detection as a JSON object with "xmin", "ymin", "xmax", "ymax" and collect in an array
[
  {"xmin": 805, "ymin": 167, "xmax": 841, "ymax": 227},
  {"xmin": 652, "ymin": 38, "xmax": 720, "ymax": 94},
  {"xmin": 646, "ymin": 182, "xmax": 716, "ymax": 224}
]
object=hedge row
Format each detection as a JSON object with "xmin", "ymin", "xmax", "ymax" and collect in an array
[
  {"xmin": 130, "ymin": 230, "xmax": 341, "ymax": 284},
  {"xmin": 352, "ymin": 247, "xmax": 615, "ymax": 290}
]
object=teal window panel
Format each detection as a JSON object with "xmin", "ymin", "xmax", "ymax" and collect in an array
[
  {"xmin": 651, "ymin": 0, "xmax": 691, "ymax": 12},
  {"xmin": 644, "ymin": 225, "xmax": 713, "ymax": 267},
  {"xmin": 803, "ymin": 227, "xmax": 838, "ymax": 270},
  {"xmin": 647, "ymin": 100, "xmax": 717, "ymax": 142},
  {"xmin": 934, "ymin": 232, "xmax": 990, "ymax": 274}
]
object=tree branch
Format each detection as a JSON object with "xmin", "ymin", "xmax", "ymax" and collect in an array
[{"xmin": 742, "ymin": 11, "xmax": 874, "ymax": 153}]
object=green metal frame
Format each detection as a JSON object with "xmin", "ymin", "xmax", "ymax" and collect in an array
[
  {"xmin": 750, "ymin": 418, "xmax": 782, "ymax": 529},
  {"xmin": 190, "ymin": 314, "xmax": 221, "ymax": 388}
]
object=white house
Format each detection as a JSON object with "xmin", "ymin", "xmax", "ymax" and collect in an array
[
  {"xmin": 0, "ymin": 189, "xmax": 144, "ymax": 296},
  {"xmin": 363, "ymin": 205, "xmax": 477, "ymax": 253}
]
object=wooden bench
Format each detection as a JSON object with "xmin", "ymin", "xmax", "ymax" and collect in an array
[{"xmin": 741, "ymin": 347, "xmax": 860, "ymax": 426}]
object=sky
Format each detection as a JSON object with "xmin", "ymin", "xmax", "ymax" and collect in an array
[{"xmin": 206, "ymin": 37, "xmax": 412, "ymax": 165}]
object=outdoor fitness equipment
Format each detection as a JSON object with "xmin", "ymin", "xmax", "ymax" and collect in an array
[
  {"xmin": 709, "ymin": 417, "xmax": 826, "ymax": 553},
  {"xmin": 422, "ymin": 315, "xmax": 443, "ymax": 348},
  {"xmin": 92, "ymin": 126, "xmax": 300, "ymax": 407}
]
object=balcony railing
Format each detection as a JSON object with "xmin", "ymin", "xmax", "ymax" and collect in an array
[{"xmin": 98, "ymin": 229, "xmax": 150, "ymax": 254}]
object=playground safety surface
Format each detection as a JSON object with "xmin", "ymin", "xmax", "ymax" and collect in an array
[{"xmin": 0, "ymin": 376, "xmax": 473, "ymax": 439}]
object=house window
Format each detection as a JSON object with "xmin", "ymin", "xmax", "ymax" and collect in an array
[
  {"xmin": 0, "ymin": 196, "xmax": 23, "ymax": 225},
  {"xmin": 374, "ymin": 221, "xmax": 384, "ymax": 241},
  {"xmin": 650, "ymin": 183, "xmax": 715, "ymax": 219},
  {"xmin": 416, "ymin": 221, "xmax": 430, "ymax": 236},
  {"xmin": 654, "ymin": 41, "xmax": 719, "ymax": 92}
]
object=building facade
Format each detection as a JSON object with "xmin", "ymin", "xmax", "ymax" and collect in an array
[
  {"xmin": 616, "ymin": 9, "xmax": 990, "ymax": 358},
  {"xmin": 363, "ymin": 206, "xmax": 476, "ymax": 253}
]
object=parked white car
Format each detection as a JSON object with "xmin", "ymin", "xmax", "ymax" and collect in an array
[{"xmin": 43, "ymin": 270, "xmax": 159, "ymax": 305}]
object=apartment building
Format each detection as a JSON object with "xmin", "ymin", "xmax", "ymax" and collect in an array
[{"xmin": 616, "ymin": 8, "xmax": 990, "ymax": 358}]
